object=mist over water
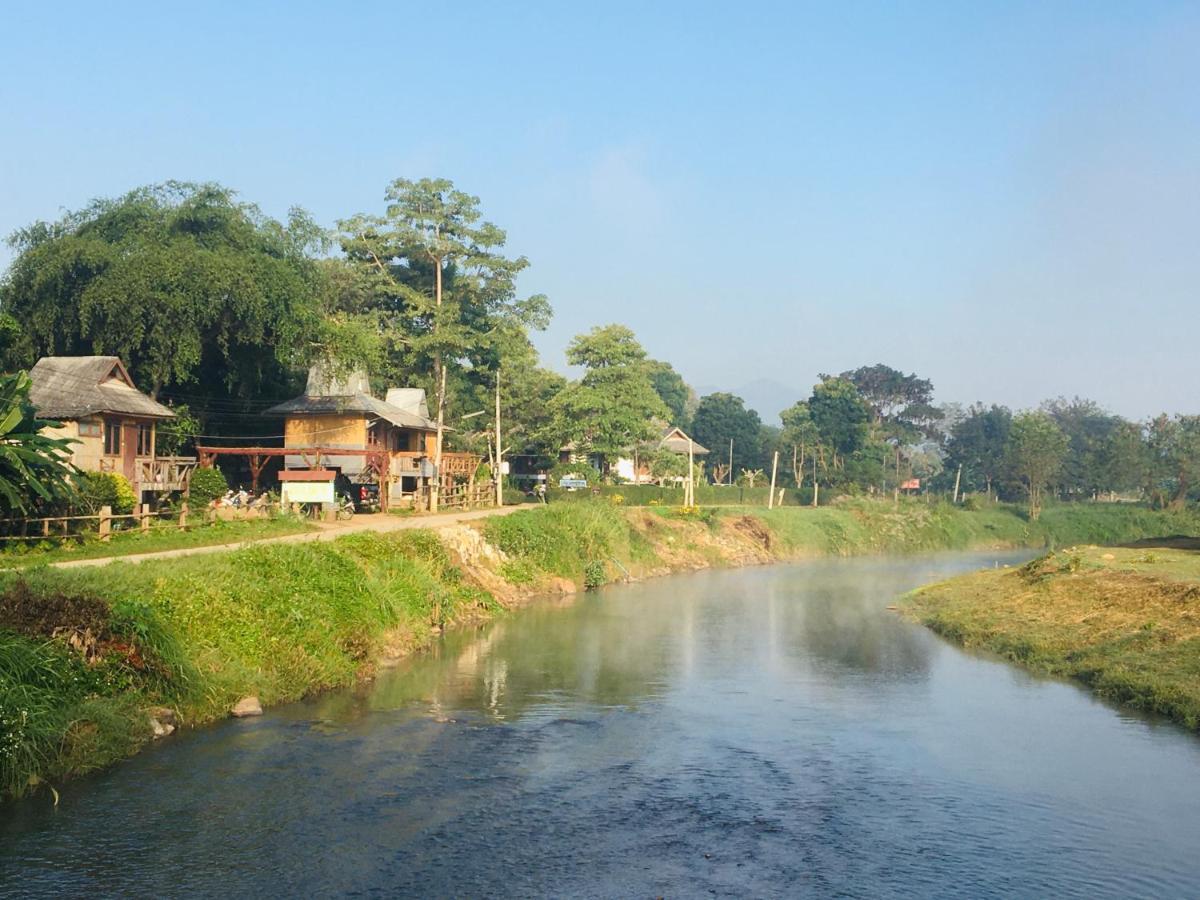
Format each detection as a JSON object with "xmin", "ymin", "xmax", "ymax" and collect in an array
[{"xmin": 4, "ymin": 553, "xmax": 1200, "ymax": 898}]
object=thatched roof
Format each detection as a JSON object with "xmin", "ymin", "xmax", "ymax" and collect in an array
[
  {"xmin": 29, "ymin": 356, "xmax": 175, "ymax": 421},
  {"xmin": 660, "ymin": 425, "xmax": 708, "ymax": 456},
  {"xmin": 263, "ymin": 366, "xmax": 436, "ymax": 431}
]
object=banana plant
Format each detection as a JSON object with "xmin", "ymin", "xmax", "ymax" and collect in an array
[{"xmin": 0, "ymin": 372, "xmax": 78, "ymax": 515}]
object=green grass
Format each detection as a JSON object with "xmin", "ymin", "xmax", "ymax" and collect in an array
[
  {"xmin": 0, "ymin": 529, "xmax": 493, "ymax": 800},
  {"xmin": 902, "ymin": 543, "xmax": 1200, "ymax": 730},
  {"xmin": 4, "ymin": 498, "xmax": 1197, "ymax": 801},
  {"xmin": 0, "ymin": 516, "xmax": 314, "ymax": 568},
  {"xmin": 481, "ymin": 502, "xmax": 648, "ymax": 581}
]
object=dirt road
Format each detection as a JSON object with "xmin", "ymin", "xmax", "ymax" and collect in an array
[{"xmin": 48, "ymin": 505, "xmax": 526, "ymax": 570}]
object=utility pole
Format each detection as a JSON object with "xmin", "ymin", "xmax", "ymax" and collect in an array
[
  {"xmin": 728, "ymin": 438, "xmax": 734, "ymax": 485},
  {"xmin": 952, "ymin": 463, "xmax": 962, "ymax": 505},
  {"xmin": 687, "ymin": 438, "xmax": 696, "ymax": 507},
  {"xmin": 768, "ymin": 450, "xmax": 779, "ymax": 509}
]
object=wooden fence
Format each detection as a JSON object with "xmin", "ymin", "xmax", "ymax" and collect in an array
[
  {"xmin": 0, "ymin": 502, "xmax": 260, "ymax": 543},
  {"xmin": 439, "ymin": 481, "xmax": 496, "ymax": 511}
]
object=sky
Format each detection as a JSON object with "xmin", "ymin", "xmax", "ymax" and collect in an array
[{"xmin": 2, "ymin": 1, "xmax": 1198, "ymax": 420}]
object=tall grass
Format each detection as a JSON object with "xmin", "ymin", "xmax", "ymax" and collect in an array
[{"xmin": 0, "ymin": 530, "xmax": 493, "ymax": 800}]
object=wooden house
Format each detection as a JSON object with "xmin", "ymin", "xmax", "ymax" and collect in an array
[
  {"xmin": 614, "ymin": 425, "xmax": 709, "ymax": 484},
  {"xmin": 28, "ymin": 356, "xmax": 196, "ymax": 500},
  {"xmin": 262, "ymin": 367, "xmax": 479, "ymax": 506}
]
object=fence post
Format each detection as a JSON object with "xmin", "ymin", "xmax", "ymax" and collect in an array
[
  {"xmin": 99, "ymin": 505, "xmax": 112, "ymax": 542},
  {"xmin": 140, "ymin": 503, "xmax": 151, "ymax": 533},
  {"xmin": 179, "ymin": 501, "xmax": 189, "ymax": 530},
  {"xmin": 42, "ymin": 518, "xmax": 50, "ymax": 537}
]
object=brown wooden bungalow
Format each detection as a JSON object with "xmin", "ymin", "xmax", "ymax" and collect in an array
[
  {"xmin": 28, "ymin": 356, "xmax": 197, "ymax": 501},
  {"xmin": 250, "ymin": 366, "xmax": 479, "ymax": 509}
]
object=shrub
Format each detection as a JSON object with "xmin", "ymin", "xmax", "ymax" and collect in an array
[
  {"xmin": 584, "ymin": 560, "xmax": 607, "ymax": 590},
  {"xmin": 76, "ymin": 471, "xmax": 137, "ymax": 515},
  {"xmin": 189, "ymin": 467, "xmax": 228, "ymax": 506}
]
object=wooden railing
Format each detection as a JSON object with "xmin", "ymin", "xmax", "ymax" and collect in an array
[
  {"xmin": 439, "ymin": 481, "xmax": 496, "ymax": 510},
  {"xmin": 96, "ymin": 455, "xmax": 198, "ymax": 490}
]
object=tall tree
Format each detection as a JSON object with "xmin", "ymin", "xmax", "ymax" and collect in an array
[
  {"xmin": 944, "ymin": 404, "xmax": 1013, "ymax": 498},
  {"xmin": 1146, "ymin": 415, "xmax": 1200, "ymax": 509},
  {"xmin": 1041, "ymin": 396, "xmax": 1127, "ymax": 498},
  {"xmin": 0, "ymin": 182, "xmax": 325, "ymax": 404},
  {"xmin": 780, "ymin": 400, "xmax": 826, "ymax": 492},
  {"xmin": 550, "ymin": 325, "xmax": 667, "ymax": 471},
  {"xmin": 691, "ymin": 392, "xmax": 763, "ymax": 477},
  {"xmin": 808, "ymin": 376, "xmax": 870, "ymax": 463},
  {"xmin": 645, "ymin": 359, "xmax": 692, "ymax": 428},
  {"xmin": 338, "ymin": 178, "xmax": 550, "ymax": 510},
  {"xmin": 1006, "ymin": 412, "xmax": 1069, "ymax": 521}
]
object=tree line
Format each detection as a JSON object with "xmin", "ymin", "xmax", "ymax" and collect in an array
[{"xmin": 0, "ymin": 179, "xmax": 1195, "ymax": 518}]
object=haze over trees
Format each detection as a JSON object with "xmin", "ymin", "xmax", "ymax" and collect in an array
[{"xmin": 2, "ymin": 178, "xmax": 1199, "ymax": 511}]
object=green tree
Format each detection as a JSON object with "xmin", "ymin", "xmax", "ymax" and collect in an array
[
  {"xmin": 691, "ymin": 392, "xmax": 763, "ymax": 478},
  {"xmin": 550, "ymin": 325, "xmax": 667, "ymax": 471},
  {"xmin": 1041, "ymin": 397, "xmax": 1128, "ymax": 498},
  {"xmin": 1006, "ymin": 411, "xmax": 1069, "ymax": 520},
  {"xmin": 337, "ymin": 178, "xmax": 550, "ymax": 510},
  {"xmin": 944, "ymin": 404, "xmax": 1012, "ymax": 498},
  {"xmin": 808, "ymin": 376, "xmax": 870, "ymax": 462},
  {"xmin": 645, "ymin": 360, "xmax": 692, "ymax": 428},
  {"xmin": 0, "ymin": 372, "xmax": 77, "ymax": 516},
  {"xmin": 0, "ymin": 182, "xmax": 325, "ymax": 403},
  {"xmin": 780, "ymin": 400, "xmax": 828, "ymax": 495},
  {"xmin": 1146, "ymin": 415, "xmax": 1200, "ymax": 509}
]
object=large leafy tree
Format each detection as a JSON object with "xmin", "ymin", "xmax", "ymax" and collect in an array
[
  {"xmin": 550, "ymin": 325, "xmax": 667, "ymax": 471},
  {"xmin": 1005, "ymin": 411, "xmax": 1069, "ymax": 520},
  {"xmin": 1041, "ymin": 397, "xmax": 1128, "ymax": 498},
  {"xmin": 780, "ymin": 400, "xmax": 827, "ymax": 493},
  {"xmin": 1146, "ymin": 414, "xmax": 1200, "ymax": 509},
  {"xmin": 808, "ymin": 376, "xmax": 870, "ymax": 462},
  {"xmin": 691, "ymin": 392, "xmax": 763, "ymax": 478},
  {"xmin": 645, "ymin": 359, "xmax": 692, "ymax": 429},
  {"xmin": 0, "ymin": 182, "xmax": 325, "ymax": 406},
  {"xmin": 944, "ymin": 403, "xmax": 1013, "ymax": 498},
  {"xmin": 337, "ymin": 178, "xmax": 550, "ymax": 509},
  {"xmin": 0, "ymin": 372, "xmax": 77, "ymax": 515}
]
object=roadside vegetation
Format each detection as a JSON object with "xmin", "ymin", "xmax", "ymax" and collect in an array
[
  {"xmin": 1, "ymin": 499, "xmax": 1197, "ymax": 801},
  {"xmin": 903, "ymin": 541, "xmax": 1200, "ymax": 730},
  {"xmin": 0, "ymin": 516, "xmax": 314, "ymax": 569}
]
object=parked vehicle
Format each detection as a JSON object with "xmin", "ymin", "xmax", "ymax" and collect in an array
[{"xmin": 350, "ymin": 482, "xmax": 381, "ymax": 513}]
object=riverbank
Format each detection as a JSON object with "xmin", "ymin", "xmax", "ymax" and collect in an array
[
  {"xmin": 902, "ymin": 539, "xmax": 1200, "ymax": 731},
  {"xmin": 3, "ymin": 500, "xmax": 1197, "ymax": 800}
]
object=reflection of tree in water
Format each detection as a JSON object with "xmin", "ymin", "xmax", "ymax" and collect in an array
[{"xmin": 361, "ymin": 561, "xmax": 952, "ymax": 722}]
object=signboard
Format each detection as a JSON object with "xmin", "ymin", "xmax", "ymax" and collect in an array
[
  {"xmin": 900, "ymin": 478, "xmax": 921, "ymax": 490},
  {"xmin": 559, "ymin": 477, "xmax": 588, "ymax": 489},
  {"xmin": 280, "ymin": 482, "xmax": 336, "ymax": 505}
]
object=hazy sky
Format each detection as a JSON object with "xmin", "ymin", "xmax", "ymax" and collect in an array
[{"xmin": 2, "ymin": 1, "xmax": 1197, "ymax": 419}]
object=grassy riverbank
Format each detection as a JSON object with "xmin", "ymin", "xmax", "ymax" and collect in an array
[
  {"xmin": 2, "ymin": 500, "xmax": 1197, "ymax": 800},
  {"xmin": 903, "ymin": 541, "xmax": 1200, "ymax": 730}
]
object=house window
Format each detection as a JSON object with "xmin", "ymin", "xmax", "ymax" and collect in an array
[
  {"xmin": 78, "ymin": 421, "xmax": 101, "ymax": 438},
  {"xmin": 137, "ymin": 423, "xmax": 153, "ymax": 456},
  {"xmin": 104, "ymin": 421, "xmax": 121, "ymax": 455},
  {"xmin": 367, "ymin": 424, "xmax": 381, "ymax": 447}
]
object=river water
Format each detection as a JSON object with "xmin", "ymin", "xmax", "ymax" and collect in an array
[{"xmin": 3, "ymin": 552, "xmax": 1200, "ymax": 898}]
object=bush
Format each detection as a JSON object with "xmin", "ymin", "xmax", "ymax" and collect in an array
[
  {"xmin": 189, "ymin": 467, "xmax": 228, "ymax": 506},
  {"xmin": 77, "ymin": 472, "xmax": 136, "ymax": 515},
  {"xmin": 584, "ymin": 560, "xmax": 607, "ymax": 590}
]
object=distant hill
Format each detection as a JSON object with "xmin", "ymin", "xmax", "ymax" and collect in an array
[{"xmin": 693, "ymin": 378, "xmax": 802, "ymax": 424}]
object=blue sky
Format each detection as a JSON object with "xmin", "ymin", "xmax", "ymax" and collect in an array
[{"xmin": 2, "ymin": 1, "xmax": 1197, "ymax": 419}]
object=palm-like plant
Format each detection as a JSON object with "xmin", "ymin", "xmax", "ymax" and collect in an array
[{"xmin": 0, "ymin": 372, "xmax": 77, "ymax": 515}]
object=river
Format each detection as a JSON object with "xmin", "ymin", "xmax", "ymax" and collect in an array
[{"xmin": 3, "ymin": 552, "xmax": 1200, "ymax": 897}]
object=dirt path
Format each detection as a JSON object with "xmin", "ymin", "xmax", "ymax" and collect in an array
[{"xmin": 48, "ymin": 505, "xmax": 527, "ymax": 570}]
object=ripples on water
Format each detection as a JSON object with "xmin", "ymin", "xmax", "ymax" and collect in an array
[{"xmin": 3, "ymin": 553, "xmax": 1200, "ymax": 898}]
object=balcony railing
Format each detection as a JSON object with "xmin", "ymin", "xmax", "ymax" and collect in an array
[{"xmin": 98, "ymin": 456, "xmax": 198, "ymax": 491}]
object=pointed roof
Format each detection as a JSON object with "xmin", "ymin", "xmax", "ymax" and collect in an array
[
  {"xmin": 660, "ymin": 425, "xmax": 708, "ymax": 455},
  {"xmin": 28, "ymin": 356, "xmax": 175, "ymax": 420},
  {"xmin": 262, "ymin": 366, "xmax": 436, "ymax": 431}
]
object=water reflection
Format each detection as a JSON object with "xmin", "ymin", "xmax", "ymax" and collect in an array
[{"xmin": 4, "ymin": 552, "xmax": 1200, "ymax": 898}]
